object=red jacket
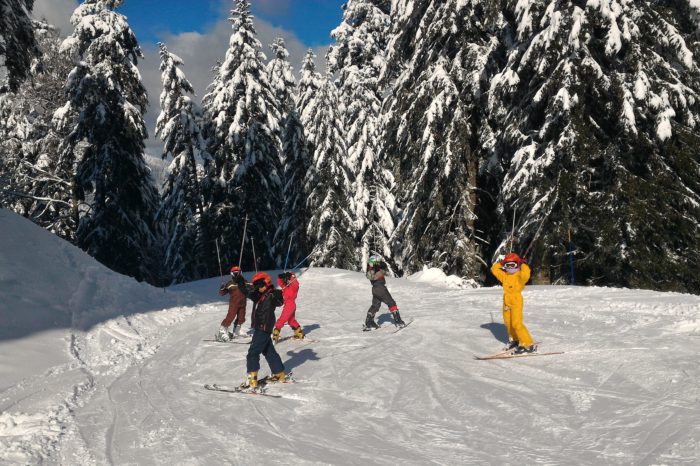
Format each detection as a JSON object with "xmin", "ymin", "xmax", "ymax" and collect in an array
[{"xmin": 278, "ymin": 276, "xmax": 299, "ymax": 314}]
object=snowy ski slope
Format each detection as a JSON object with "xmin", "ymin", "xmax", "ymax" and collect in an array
[{"xmin": 1, "ymin": 209, "xmax": 699, "ymax": 465}]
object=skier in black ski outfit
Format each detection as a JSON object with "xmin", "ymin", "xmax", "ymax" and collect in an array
[
  {"xmin": 364, "ymin": 256, "xmax": 406, "ymax": 330},
  {"xmin": 234, "ymin": 271, "xmax": 286, "ymax": 389}
]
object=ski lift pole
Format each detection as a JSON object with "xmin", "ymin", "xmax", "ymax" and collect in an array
[
  {"xmin": 215, "ymin": 239, "xmax": 224, "ymax": 285},
  {"xmin": 283, "ymin": 233, "xmax": 294, "ymax": 272},
  {"xmin": 251, "ymin": 236, "xmax": 258, "ymax": 273},
  {"xmin": 568, "ymin": 228, "xmax": 576, "ymax": 285},
  {"xmin": 509, "ymin": 199, "xmax": 518, "ymax": 252},
  {"xmin": 238, "ymin": 214, "xmax": 248, "ymax": 267},
  {"xmin": 522, "ymin": 214, "xmax": 548, "ymax": 261},
  {"xmin": 290, "ymin": 249, "xmax": 325, "ymax": 271}
]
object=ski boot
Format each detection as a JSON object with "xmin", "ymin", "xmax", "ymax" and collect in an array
[
  {"xmin": 240, "ymin": 371, "xmax": 258, "ymax": 390},
  {"xmin": 293, "ymin": 326, "xmax": 305, "ymax": 340},
  {"xmin": 391, "ymin": 310, "xmax": 406, "ymax": 328},
  {"xmin": 514, "ymin": 344, "xmax": 537, "ymax": 355},
  {"xmin": 265, "ymin": 371, "xmax": 287, "ymax": 383},
  {"xmin": 272, "ymin": 328, "xmax": 281, "ymax": 343},
  {"xmin": 504, "ymin": 340, "xmax": 519, "ymax": 351},
  {"xmin": 216, "ymin": 325, "xmax": 231, "ymax": 342},
  {"xmin": 363, "ymin": 313, "xmax": 379, "ymax": 331}
]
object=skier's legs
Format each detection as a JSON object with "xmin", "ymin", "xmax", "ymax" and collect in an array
[
  {"xmin": 367, "ymin": 295, "xmax": 382, "ymax": 318},
  {"xmin": 506, "ymin": 294, "xmax": 533, "ymax": 347},
  {"xmin": 261, "ymin": 335, "xmax": 285, "ymax": 374},
  {"xmin": 275, "ymin": 305, "xmax": 298, "ymax": 329},
  {"xmin": 372, "ymin": 284, "xmax": 397, "ymax": 310},
  {"xmin": 502, "ymin": 302, "xmax": 516, "ymax": 341},
  {"xmin": 221, "ymin": 306, "xmax": 237, "ymax": 328},
  {"xmin": 287, "ymin": 309, "xmax": 300, "ymax": 330},
  {"xmin": 235, "ymin": 305, "xmax": 246, "ymax": 326},
  {"xmin": 246, "ymin": 329, "xmax": 268, "ymax": 373}
]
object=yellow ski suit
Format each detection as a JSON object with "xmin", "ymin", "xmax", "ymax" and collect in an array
[{"xmin": 490, "ymin": 262, "xmax": 533, "ymax": 347}]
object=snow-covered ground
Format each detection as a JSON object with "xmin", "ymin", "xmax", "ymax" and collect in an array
[{"xmin": 1, "ymin": 208, "xmax": 699, "ymax": 465}]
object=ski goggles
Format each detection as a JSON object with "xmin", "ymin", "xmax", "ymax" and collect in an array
[
  {"xmin": 503, "ymin": 261, "xmax": 520, "ymax": 270},
  {"xmin": 253, "ymin": 279, "xmax": 268, "ymax": 290}
]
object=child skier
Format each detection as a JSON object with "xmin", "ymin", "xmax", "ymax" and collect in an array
[
  {"xmin": 272, "ymin": 271, "xmax": 304, "ymax": 343},
  {"xmin": 490, "ymin": 252, "xmax": 536, "ymax": 354},
  {"xmin": 364, "ymin": 256, "xmax": 406, "ymax": 330},
  {"xmin": 216, "ymin": 266, "xmax": 247, "ymax": 341},
  {"xmin": 233, "ymin": 271, "xmax": 286, "ymax": 389}
]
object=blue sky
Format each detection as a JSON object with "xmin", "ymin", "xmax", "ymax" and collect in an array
[
  {"xmin": 32, "ymin": 0, "xmax": 347, "ymax": 157},
  {"xmin": 120, "ymin": 0, "xmax": 346, "ymax": 47}
]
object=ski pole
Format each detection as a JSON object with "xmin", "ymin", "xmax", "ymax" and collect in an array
[
  {"xmin": 290, "ymin": 249, "xmax": 324, "ymax": 271},
  {"xmin": 251, "ymin": 236, "xmax": 258, "ymax": 272},
  {"xmin": 509, "ymin": 199, "xmax": 518, "ymax": 252},
  {"xmin": 283, "ymin": 233, "xmax": 294, "ymax": 271},
  {"xmin": 215, "ymin": 239, "xmax": 224, "ymax": 284},
  {"xmin": 238, "ymin": 214, "xmax": 248, "ymax": 267}
]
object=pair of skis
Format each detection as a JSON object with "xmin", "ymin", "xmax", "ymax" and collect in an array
[
  {"xmin": 204, "ymin": 372, "xmax": 296, "ymax": 398},
  {"xmin": 203, "ymin": 337, "xmax": 252, "ymax": 344},
  {"xmin": 275, "ymin": 335, "xmax": 319, "ymax": 344},
  {"xmin": 363, "ymin": 319, "xmax": 414, "ymax": 333},
  {"xmin": 474, "ymin": 341, "xmax": 563, "ymax": 360}
]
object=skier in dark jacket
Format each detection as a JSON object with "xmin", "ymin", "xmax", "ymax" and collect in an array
[
  {"xmin": 364, "ymin": 256, "xmax": 406, "ymax": 330},
  {"xmin": 234, "ymin": 271, "xmax": 286, "ymax": 389}
]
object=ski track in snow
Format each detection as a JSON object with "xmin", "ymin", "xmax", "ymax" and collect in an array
[{"xmin": 2, "ymin": 261, "xmax": 700, "ymax": 464}]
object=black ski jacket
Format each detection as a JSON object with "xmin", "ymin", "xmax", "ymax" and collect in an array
[
  {"xmin": 235, "ymin": 275, "xmax": 283, "ymax": 333},
  {"xmin": 366, "ymin": 263, "xmax": 388, "ymax": 286}
]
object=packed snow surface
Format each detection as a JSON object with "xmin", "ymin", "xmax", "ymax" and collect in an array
[{"xmin": 1, "ymin": 209, "xmax": 699, "ymax": 465}]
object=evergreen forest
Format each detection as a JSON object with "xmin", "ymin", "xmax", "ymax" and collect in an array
[{"xmin": 2, "ymin": 0, "xmax": 699, "ymax": 293}]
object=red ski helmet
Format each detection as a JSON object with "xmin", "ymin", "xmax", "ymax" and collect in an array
[
  {"xmin": 503, "ymin": 253, "xmax": 522, "ymax": 265},
  {"xmin": 251, "ymin": 272, "xmax": 273, "ymax": 290},
  {"xmin": 230, "ymin": 266, "xmax": 241, "ymax": 275}
]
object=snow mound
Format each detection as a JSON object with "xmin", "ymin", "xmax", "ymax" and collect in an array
[
  {"xmin": 0, "ymin": 209, "xmax": 194, "ymax": 339},
  {"xmin": 407, "ymin": 266, "xmax": 478, "ymax": 289},
  {"xmin": 0, "ymin": 209, "xmax": 202, "ymax": 464}
]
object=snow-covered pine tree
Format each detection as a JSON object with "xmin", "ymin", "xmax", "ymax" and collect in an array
[
  {"xmin": 298, "ymin": 52, "xmax": 356, "ymax": 269},
  {"xmin": 0, "ymin": 0, "xmax": 40, "ymax": 92},
  {"xmin": 155, "ymin": 43, "xmax": 207, "ymax": 284},
  {"xmin": 55, "ymin": 0, "xmax": 161, "ymax": 284},
  {"xmin": 0, "ymin": 20, "xmax": 75, "ymax": 239},
  {"xmin": 328, "ymin": 0, "xmax": 395, "ymax": 271},
  {"xmin": 381, "ymin": 0, "xmax": 502, "ymax": 279},
  {"xmin": 487, "ymin": 0, "xmax": 700, "ymax": 292},
  {"xmin": 267, "ymin": 38, "xmax": 311, "ymax": 268},
  {"xmin": 201, "ymin": 0, "xmax": 283, "ymax": 270}
]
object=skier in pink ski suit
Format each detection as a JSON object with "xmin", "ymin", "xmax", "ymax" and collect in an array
[{"xmin": 272, "ymin": 272, "xmax": 304, "ymax": 342}]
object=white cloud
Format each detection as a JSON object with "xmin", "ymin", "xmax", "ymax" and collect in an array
[
  {"xmin": 141, "ymin": 12, "xmax": 330, "ymax": 159},
  {"xmin": 31, "ymin": 0, "xmax": 332, "ymax": 163},
  {"xmin": 32, "ymin": 0, "xmax": 77, "ymax": 36}
]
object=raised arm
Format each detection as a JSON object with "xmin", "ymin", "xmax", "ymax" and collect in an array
[
  {"xmin": 520, "ymin": 263, "xmax": 531, "ymax": 284},
  {"xmin": 490, "ymin": 262, "xmax": 507, "ymax": 284},
  {"xmin": 234, "ymin": 274, "xmax": 257, "ymax": 301}
]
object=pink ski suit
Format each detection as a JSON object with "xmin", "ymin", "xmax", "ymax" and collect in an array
[{"xmin": 274, "ymin": 275, "xmax": 300, "ymax": 330}]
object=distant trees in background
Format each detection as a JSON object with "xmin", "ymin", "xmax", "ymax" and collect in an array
[{"xmin": 1, "ymin": 0, "xmax": 699, "ymax": 293}]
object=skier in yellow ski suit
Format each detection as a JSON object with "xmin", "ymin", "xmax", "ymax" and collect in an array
[{"xmin": 491, "ymin": 252, "xmax": 536, "ymax": 353}]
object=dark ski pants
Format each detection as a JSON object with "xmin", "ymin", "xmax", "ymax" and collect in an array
[
  {"xmin": 246, "ymin": 328, "xmax": 285, "ymax": 374},
  {"xmin": 367, "ymin": 283, "xmax": 398, "ymax": 318}
]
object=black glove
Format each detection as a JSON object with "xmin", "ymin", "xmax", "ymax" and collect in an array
[{"xmin": 233, "ymin": 273, "xmax": 246, "ymax": 287}]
